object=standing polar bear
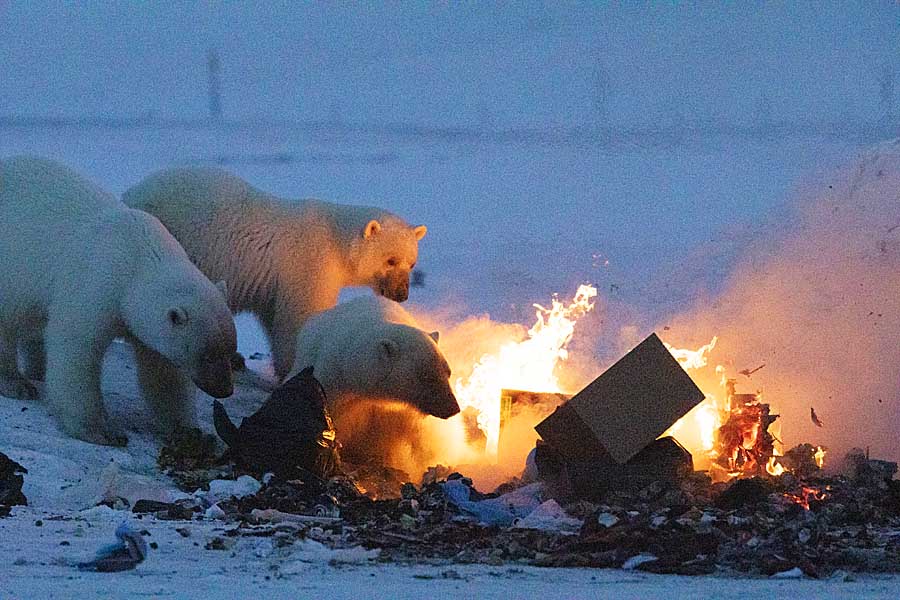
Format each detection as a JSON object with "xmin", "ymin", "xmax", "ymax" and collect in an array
[
  {"xmin": 0, "ymin": 157, "xmax": 237, "ymax": 445},
  {"xmin": 124, "ymin": 168, "xmax": 427, "ymax": 380},
  {"xmin": 291, "ymin": 296, "xmax": 459, "ymax": 470}
]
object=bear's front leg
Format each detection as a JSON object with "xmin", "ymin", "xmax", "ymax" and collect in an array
[
  {"xmin": 21, "ymin": 329, "xmax": 46, "ymax": 382},
  {"xmin": 43, "ymin": 315, "xmax": 125, "ymax": 446},
  {"xmin": 0, "ymin": 327, "xmax": 38, "ymax": 400},
  {"xmin": 269, "ymin": 308, "xmax": 307, "ymax": 381},
  {"xmin": 131, "ymin": 340, "xmax": 195, "ymax": 436},
  {"xmin": 268, "ymin": 279, "xmax": 339, "ymax": 381}
]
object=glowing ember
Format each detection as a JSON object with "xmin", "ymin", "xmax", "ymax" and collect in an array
[
  {"xmin": 784, "ymin": 486, "xmax": 827, "ymax": 511},
  {"xmin": 453, "ymin": 284, "xmax": 597, "ymax": 457}
]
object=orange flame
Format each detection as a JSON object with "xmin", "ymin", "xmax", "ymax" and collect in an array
[
  {"xmin": 815, "ymin": 446, "xmax": 826, "ymax": 469},
  {"xmin": 453, "ymin": 284, "xmax": 598, "ymax": 457},
  {"xmin": 766, "ymin": 456, "xmax": 786, "ymax": 476},
  {"xmin": 662, "ymin": 338, "xmax": 723, "ymax": 466}
]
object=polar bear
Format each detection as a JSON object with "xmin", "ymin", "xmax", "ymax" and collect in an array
[
  {"xmin": 291, "ymin": 296, "xmax": 459, "ymax": 469},
  {"xmin": 0, "ymin": 157, "xmax": 237, "ymax": 445},
  {"xmin": 123, "ymin": 168, "xmax": 427, "ymax": 380}
]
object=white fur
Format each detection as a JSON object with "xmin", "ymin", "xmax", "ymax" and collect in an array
[
  {"xmin": 123, "ymin": 167, "xmax": 427, "ymax": 379},
  {"xmin": 0, "ymin": 157, "xmax": 237, "ymax": 445},
  {"xmin": 291, "ymin": 296, "xmax": 459, "ymax": 468}
]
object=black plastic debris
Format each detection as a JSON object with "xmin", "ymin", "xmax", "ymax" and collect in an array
[
  {"xmin": 0, "ymin": 452, "xmax": 27, "ymax": 515},
  {"xmin": 214, "ymin": 366, "xmax": 340, "ymax": 479},
  {"xmin": 535, "ymin": 436, "xmax": 693, "ymax": 500},
  {"xmin": 715, "ymin": 476, "xmax": 776, "ymax": 510},
  {"xmin": 77, "ymin": 522, "xmax": 148, "ymax": 572}
]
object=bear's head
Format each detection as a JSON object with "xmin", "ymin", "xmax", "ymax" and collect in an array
[
  {"xmin": 353, "ymin": 218, "xmax": 427, "ymax": 303},
  {"xmin": 365, "ymin": 324, "xmax": 460, "ymax": 419},
  {"xmin": 123, "ymin": 271, "xmax": 237, "ymax": 399}
]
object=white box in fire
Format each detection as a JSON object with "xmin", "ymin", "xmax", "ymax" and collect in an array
[
  {"xmin": 498, "ymin": 390, "xmax": 570, "ymax": 465},
  {"xmin": 535, "ymin": 333, "xmax": 705, "ymax": 464}
]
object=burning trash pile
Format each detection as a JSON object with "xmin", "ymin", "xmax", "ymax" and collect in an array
[{"xmin": 135, "ymin": 315, "xmax": 900, "ymax": 579}]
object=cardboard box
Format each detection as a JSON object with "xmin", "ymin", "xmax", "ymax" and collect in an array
[{"xmin": 535, "ymin": 333, "xmax": 705, "ymax": 464}]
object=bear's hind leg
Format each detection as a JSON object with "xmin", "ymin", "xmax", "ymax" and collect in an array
[
  {"xmin": 132, "ymin": 341, "xmax": 196, "ymax": 437},
  {"xmin": 0, "ymin": 327, "xmax": 37, "ymax": 400}
]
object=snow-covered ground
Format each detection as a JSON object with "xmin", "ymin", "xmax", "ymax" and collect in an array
[
  {"xmin": 3, "ymin": 502, "xmax": 900, "ymax": 600},
  {"xmin": 2, "ymin": 126, "xmax": 900, "ymax": 597}
]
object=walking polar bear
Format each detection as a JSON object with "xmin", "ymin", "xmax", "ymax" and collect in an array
[
  {"xmin": 291, "ymin": 296, "xmax": 459, "ymax": 470},
  {"xmin": 124, "ymin": 168, "xmax": 427, "ymax": 380},
  {"xmin": 0, "ymin": 157, "xmax": 237, "ymax": 445}
]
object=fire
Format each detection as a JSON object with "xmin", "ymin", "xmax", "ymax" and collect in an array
[
  {"xmin": 664, "ymin": 338, "xmax": 783, "ymax": 479},
  {"xmin": 453, "ymin": 284, "xmax": 597, "ymax": 457},
  {"xmin": 664, "ymin": 339, "xmax": 833, "ymax": 481},
  {"xmin": 664, "ymin": 336, "xmax": 718, "ymax": 370},
  {"xmin": 766, "ymin": 456, "xmax": 786, "ymax": 476},
  {"xmin": 815, "ymin": 446, "xmax": 826, "ymax": 469},
  {"xmin": 662, "ymin": 338, "xmax": 724, "ymax": 465}
]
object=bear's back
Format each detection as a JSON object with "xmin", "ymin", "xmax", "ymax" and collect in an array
[
  {"xmin": 0, "ymin": 156, "xmax": 119, "ymax": 216},
  {"xmin": 0, "ymin": 157, "xmax": 191, "ymax": 298},
  {"xmin": 124, "ymin": 167, "xmax": 273, "ymax": 216},
  {"xmin": 124, "ymin": 167, "xmax": 407, "ymax": 242}
]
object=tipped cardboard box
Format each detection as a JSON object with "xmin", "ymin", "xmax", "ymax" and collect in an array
[{"xmin": 535, "ymin": 333, "xmax": 705, "ymax": 464}]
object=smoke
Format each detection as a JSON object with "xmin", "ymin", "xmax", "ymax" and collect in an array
[{"xmin": 663, "ymin": 139, "xmax": 900, "ymax": 464}]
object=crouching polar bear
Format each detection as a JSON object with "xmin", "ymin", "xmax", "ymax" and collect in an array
[
  {"xmin": 123, "ymin": 168, "xmax": 427, "ymax": 380},
  {"xmin": 0, "ymin": 157, "xmax": 237, "ymax": 445},
  {"xmin": 291, "ymin": 296, "xmax": 459, "ymax": 471}
]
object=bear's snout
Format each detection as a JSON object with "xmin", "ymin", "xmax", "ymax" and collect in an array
[
  {"xmin": 377, "ymin": 271, "xmax": 410, "ymax": 302},
  {"xmin": 192, "ymin": 356, "xmax": 234, "ymax": 398},
  {"xmin": 426, "ymin": 390, "xmax": 461, "ymax": 420},
  {"xmin": 433, "ymin": 400, "xmax": 461, "ymax": 419}
]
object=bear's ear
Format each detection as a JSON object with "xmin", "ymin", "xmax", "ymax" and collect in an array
[
  {"xmin": 363, "ymin": 220, "xmax": 382, "ymax": 239},
  {"xmin": 413, "ymin": 225, "xmax": 427, "ymax": 240},
  {"xmin": 215, "ymin": 280, "xmax": 228, "ymax": 299},
  {"xmin": 428, "ymin": 331, "xmax": 440, "ymax": 344},
  {"xmin": 168, "ymin": 307, "xmax": 189, "ymax": 327},
  {"xmin": 378, "ymin": 339, "xmax": 398, "ymax": 362}
]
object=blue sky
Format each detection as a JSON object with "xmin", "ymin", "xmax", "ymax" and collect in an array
[{"xmin": 1, "ymin": 2, "xmax": 897, "ymax": 126}]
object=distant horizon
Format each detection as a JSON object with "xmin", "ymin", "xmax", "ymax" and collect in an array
[{"xmin": 1, "ymin": 3, "xmax": 897, "ymax": 128}]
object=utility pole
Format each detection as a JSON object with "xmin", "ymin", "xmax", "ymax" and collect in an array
[{"xmin": 207, "ymin": 49, "xmax": 223, "ymax": 123}]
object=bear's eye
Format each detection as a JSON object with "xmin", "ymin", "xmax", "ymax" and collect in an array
[{"xmin": 386, "ymin": 257, "xmax": 398, "ymax": 267}]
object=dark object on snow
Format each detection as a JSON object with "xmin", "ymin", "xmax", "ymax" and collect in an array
[
  {"xmin": 77, "ymin": 522, "xmax": 148, "ymax": 572},
  {"xmin": 536, "ymin": 333, "xmax": 705, "ymax": 465},
  {"xmin": 214, "ymin": 366, "xmax": 340, "ymax": 479},
  {"xmin": 715, "ymin": 477, "xmax": 776, "ymax": 510},
  {"xmin": 0, "ymin": 452, "xmax": 27, "ymax": 514},
  {"xmin": 810, "ymin": 406, "xmax": 824, "ymax": 428},
  {"xmin": 131, "ymin": 499, "xmax": 196, "ymax": 520},
  {"xmin": 535, "ymin": 436, "xmax": 692, "ymax": 500}
]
